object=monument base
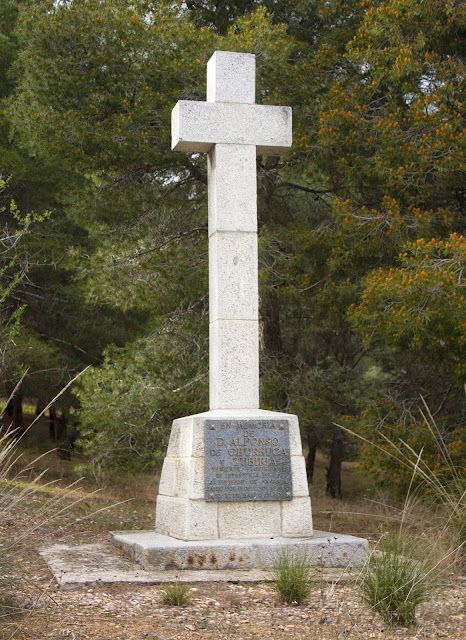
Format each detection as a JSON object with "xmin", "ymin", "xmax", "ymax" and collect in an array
[
  {"xmin": 154, "ymin": 409, "xmax": 313, "ymax": 541},
  {"xmin": 110, "ymin": 530, "xmax": 368, "ymax": 570},
  {"xmin": 112, "ymin": 409, "xmax": 368, "ymax": 571}
]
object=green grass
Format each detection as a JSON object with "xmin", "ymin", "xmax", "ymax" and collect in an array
[
  {"xmin": 270, "ymin": 547, "xmax": 313, "ymax": 605},
  {"xmin": 359, "ymin": 535, "xmax": 439, "ymax": 626}
]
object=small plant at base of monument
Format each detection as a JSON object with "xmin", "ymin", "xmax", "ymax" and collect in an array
[
  {"xmin": 161, "ymin": 579, "xmax": 191, "ymax": 606},
  {"xmin": 270, "ymin": 547, "xmax": 313, "ymax": 605},
  {"xmin": 358, "ymin": 534, "xmax": 441, "ymax": 626}
]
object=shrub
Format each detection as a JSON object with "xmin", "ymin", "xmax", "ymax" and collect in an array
[
  {"xmin": 161, "ymin": 580, "xmax": 190, "ymax": 606},
  {"xmin": 339, "ymin": 397, "xmax": 466, "ymax": 558},
  {"xmin": 270, "ymin": 547, "xmax": 313, "ymax": 605},
  {"xmin": 359, "ymin": 535, "xmax": 438, "ymax": 625}
]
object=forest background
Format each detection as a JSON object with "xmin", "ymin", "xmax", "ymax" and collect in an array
[{"xmin": 0, "ymin": 0, "xmax": 464, "ymax": 499}]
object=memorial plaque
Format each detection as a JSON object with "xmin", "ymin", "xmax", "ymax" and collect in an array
[{"xmin": 205, "ymin": 419, "xmax": 293, "ymax": 502}]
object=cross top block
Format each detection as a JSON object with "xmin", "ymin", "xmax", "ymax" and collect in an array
[
  {"xmin": 171, "ymin": 51, "xmax": 292, "ymax": 156},
  {"xmin": 207, "ymin": 51, "xmax": 255, "ymax": 104}
]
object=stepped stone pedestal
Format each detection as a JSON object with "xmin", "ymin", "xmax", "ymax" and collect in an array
[{"xmin": 111, "ymin": 410, "xmax": 368, "ymax": 570}]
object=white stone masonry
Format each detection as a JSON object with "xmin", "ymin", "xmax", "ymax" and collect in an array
[
  {"xmin": 172, "ymin": 51, "xmax": 292, "ymax": 410},
  {"xmin": 155, "ymin": 409, "xmax": 313, "ymax": 541}
]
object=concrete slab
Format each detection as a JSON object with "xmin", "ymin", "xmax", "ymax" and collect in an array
[
  {"xmin": 39, "ymin": 542, "xmax": 270, "ymax": 590},
  {"xmin": 110, "ymin": 530, "xmax": 368, "ymax": 571},
  {"xmin": 39, "ymin": 537, "xmax": 361, "ymax": 591}
]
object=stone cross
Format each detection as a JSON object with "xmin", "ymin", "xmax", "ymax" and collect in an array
[{"xmin": 172, "ymin": 51, "xmax": 292, "ymax": 411}]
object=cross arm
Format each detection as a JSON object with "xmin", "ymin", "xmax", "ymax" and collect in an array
[{"xmin": 171, "ymin": 101, "xmax": 292, "ymax": 155}]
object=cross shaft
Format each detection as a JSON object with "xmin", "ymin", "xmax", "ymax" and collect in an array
[{"xmin": 171, "ymin": 51, "xmax": 292, "ymax": 410}]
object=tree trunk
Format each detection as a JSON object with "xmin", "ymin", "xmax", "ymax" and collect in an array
[
  {"xmin": 58, "ymin": 411, "xmax": 75, "ymax": 460},
  {"xmin": 11, "ymin": 393, "xmax": 24, "ymax": 435},
  {"xmin": 326, "ymin": 432, "xmax": 343, "ymax": 499},
  {"xmin": 49, "ymin": 407, "xmax": 58, "ymax": 440},
  {"xmin": 305, "ymin": 423, "xmax": 318, "ymax": 484},
  {"xmin": 261, "ymin": 289, "xmax": 283, "ymax": 355},
  {"xmin": 35, "ymin": 398, "xmax": 45, "ymax": 415},
  {"xmin": 4, "ymin": 384, "xmax": 14, "ymax": 416}
]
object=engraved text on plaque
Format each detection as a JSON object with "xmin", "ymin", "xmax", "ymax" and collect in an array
[{"xmin": 205, "ymin": 419, "xmax": 293, "ymax": 502}]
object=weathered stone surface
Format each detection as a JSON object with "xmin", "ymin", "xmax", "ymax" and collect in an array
[
  {"xmin": 209, "ymin": 230, "xmax": 258, "ymax": 320},
  {"xmin": 154, "ymin": 495, "xmax": 190, "ymax": 539},
  {"xmin": 281, "ymin": 496, "xmax": 313, "ymax": 537},
  {"xmin": 40, "ymin": 538, "xmax": 362, "ymax": 589},
  {"xmin": 290, "ymin": 456, "xmax": 310, "ymax": 497},
  {"xmin": 158, "ymin": 458, "xmax": 205, "ymax": 500},
  {"xmin": 255, "ymin": 532, "xmax": 369, "ymax": 569},
  {"xmin": 172, "ymin": 102, "xmax": 292, "ymax": 155},
  {"xmin": 207, "ymin": 51, "xmax": 255, "ymax": 104},
  {"xmin": 218, "ymin": 501, "xmax": 282, "ymax": 539},
  {"xmin": 157, "ymin": 458, "xmax": 190, "ymax": 498},
  {"xmin": 165, "ymin": 416, "xmax": 194, "ymax": 458},
  {"xmin": 209, "ymin": 319, "xmax": 259, "ymax": 410},
  {"xmin": 155, "ymin": 495, "xmax": 219, "ymax": 541},
  {"xmin": 208, "ymin": 145, "xmax": 257, "ymax": 233},
  {"xmin": 39, "ymin": 542, "xmax": 270, "ymax": 589},
  {"xmin": 110, "ymin": 531, "xmax": 369, "ymax": 571}
]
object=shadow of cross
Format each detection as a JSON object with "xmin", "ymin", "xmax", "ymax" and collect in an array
[{"xmin": 171, "ymin": 51, "xmax": 292, "ymax": 411}]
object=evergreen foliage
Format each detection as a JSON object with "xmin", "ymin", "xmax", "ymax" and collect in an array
[{"xmin": 0, "ymin": 0, "xmax": 463, "ymax": 484}]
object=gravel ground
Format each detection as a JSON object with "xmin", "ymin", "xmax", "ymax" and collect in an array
[{"xmin": 6, "ymin": 563, "xmax": 465, "ymax": 640}]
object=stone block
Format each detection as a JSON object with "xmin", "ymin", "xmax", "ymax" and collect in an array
[
  {"xmin": 158, "ymin": 458, "xmax": 190, "ymax": 498},
  {"xmin": 189, "ymin": 458, "xmax": 206, "ymax": 499},
  {"xmin": 287, "ymin": 415, "xmax": 303, "ymax": 456},
  {"xmin": 171, "ymin": 101, "xmax": 292, "ymax": 155},
  {"xmin": 209, "ymin": 230, "xmax": 258, "ymax": 321},
  {"xmin": 218, "ymin": 501, "xmax": 281, "ymax": 538},
  {"xmin": 207, "ymin": 51, "xmax": 255, "ymax": 104},
  {"xmin": 256, "ymin": 538, "xmax": 316, "ymax": 569},
  {"xmin": 166, "ymin": 416, "xmax": 194, "ymax": 458},
  {"xmin": 146, "ymin": 538, "xmax": 256, "ymax": 571},
  {"xmin": 299, "ymin": 531, "xmax": 369, "ymax": 568},
  {"xmin": 209, "ymin": 319, "xmax": 259, "ymax": 410},
  {"xmin": 208, "ymin": 144, "xmax": 257, "ymax": 233},
  {"xmin": 155, "ymin": 496, "xmax": 219, "ymax": 541},
  {"xmin": 158, "ymin": 458, "xmax": 205, "ymax": 500},
  {"xmin": 191, "ymin": 416, "xmax": 206, "ymax": 458},
  {"xmin": 185, "ymin": 499, "xmax": 219, "ymax": 540},
  {"xmin": 110, "ymin": 531, "xmax": 368, "ymax": 572},
  {"xmin": 290, "ymin": 456, "xmax": 309, "ymax": 497},
  {"xmin": 281, "ymin": 496, "xmax": 313, "ymax": 538},
  {"xmin": 155, "ymin": 495, "xmax": 189, "ymax": 539}
]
